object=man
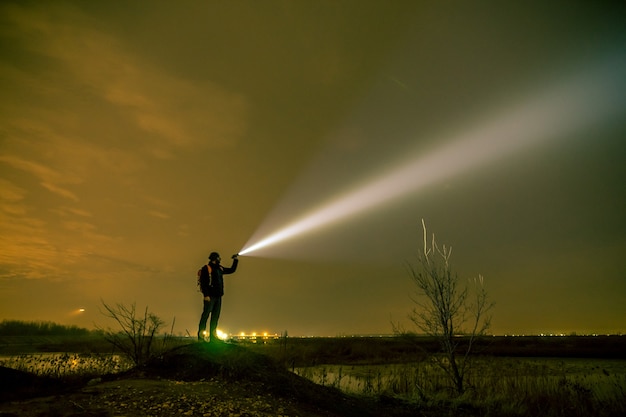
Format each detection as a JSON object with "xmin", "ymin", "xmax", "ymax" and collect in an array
[{"xmin": 198, "ymin": 252, "xmax": 239, "ymax": 342}]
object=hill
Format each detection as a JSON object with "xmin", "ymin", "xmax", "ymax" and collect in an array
[{"xmin": 0, "ymin": 342, "xmax": 419, "ymax": 417}]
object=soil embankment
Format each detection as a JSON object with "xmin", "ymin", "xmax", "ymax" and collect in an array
[{"xmin": 0, "ymin": 342, "xmax": 417, "ymax": 417}]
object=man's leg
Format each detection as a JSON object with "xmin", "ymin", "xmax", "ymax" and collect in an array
[
  {"xmin": 198, "ymin": 298, "xmax": 213, "ymax": 341},
  {"xmin": 208, "ymin": 296, "xmax": 222, "ymax": 342}
]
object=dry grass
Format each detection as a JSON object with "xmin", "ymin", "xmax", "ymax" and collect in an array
[
  {"xmin": 0, "ymin": 352, "xmax": 133, "ymax": 379},
  {"xmin": 293, "ymin": 357, "xmax": 626, "ymax": 417},
  {"xmin": 2, "ymin": 336, "xmax": 625, "ymax": 417}
]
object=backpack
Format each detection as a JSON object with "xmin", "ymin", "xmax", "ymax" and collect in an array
[{"xmin": 197, "ymin": 264, "xmax": 212, "ymax": 293}]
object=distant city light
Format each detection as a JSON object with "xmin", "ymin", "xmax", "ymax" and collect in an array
[{"xmin": 226, "ymin": 331, "xmax": 281, "ymax": 342}]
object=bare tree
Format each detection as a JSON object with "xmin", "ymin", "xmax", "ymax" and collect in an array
[
  {"xmin": 406, "ymin": 220, "xmax": 493, "ymax": 394},
  {"xmin": 97, "ymin": 301, "xmax": 166, "ymax": 367}
]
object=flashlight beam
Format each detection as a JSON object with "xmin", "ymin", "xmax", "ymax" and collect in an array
[{"xmin": 240, "ymin": 58, "xmax": 625, "ymax": 257}]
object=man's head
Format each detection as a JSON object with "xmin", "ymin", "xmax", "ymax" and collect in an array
[{"xmin": 208, "ymin": 252, "xmax": 221, "ymax": 264}]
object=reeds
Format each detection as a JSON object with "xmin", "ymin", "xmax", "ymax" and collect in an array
[
  {"xmin": 0, "ymin": 352, "xmax": 133, "ymax": 380},
  {"xmin": 294, "ymin": 357, "xmax": 626, "ymax": 417}
]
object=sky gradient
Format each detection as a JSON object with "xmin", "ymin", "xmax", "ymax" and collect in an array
[{"xmin": 1, "ymin": 1, "xmax": 625, "ymax": 336}]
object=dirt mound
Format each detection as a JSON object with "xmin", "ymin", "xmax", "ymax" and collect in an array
[
  {"xmin": 141, "ymin": 342, "xmax": 394, "ymax": 416},
  {"xmin": 143, "ymin": 341, "xmax": 282, "ymax": 382},
  {"xmin": 143, "ymin": 342, "xmax": 349, "ymax": 399},
  {"xmin": 0, "ymin": 366, "xmax": 73, "ymax": 402},
  {"xmin": 1, "ymin": 344, "xmax": 420, "ymax": 416},
  {"xmin": 0, "ymin": 366, "xmax": 39, "ymax": 401}
]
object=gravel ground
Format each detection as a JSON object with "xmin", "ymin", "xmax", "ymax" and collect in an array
[{"xmin": 0, "ymin": 377, "xmax": 317, "ymax": 417}]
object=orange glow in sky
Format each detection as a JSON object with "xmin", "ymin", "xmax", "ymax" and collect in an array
[{"xmin": 1, "ymin": 1, "xmax": 624, "ymax": 336}]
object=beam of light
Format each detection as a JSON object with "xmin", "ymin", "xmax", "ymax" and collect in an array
[{"xmin": 240, "ymin": 57, "xmax": 625, "ymax": 257}]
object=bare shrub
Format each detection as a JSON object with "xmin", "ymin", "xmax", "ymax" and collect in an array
[
  {"xmin": 404, "ymin": 220, "xmax": 494, "ymax": 395},
  {"xmin": 96, "ymin": 301, "xmax": 171, "ymax": 367}
]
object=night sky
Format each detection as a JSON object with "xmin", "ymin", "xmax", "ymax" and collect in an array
[{"xmin": 1, "ymin": 1, "xmax": 625, "ymax": 337}]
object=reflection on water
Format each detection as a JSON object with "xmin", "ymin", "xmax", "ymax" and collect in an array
[
  {"xmin": 294, "ymin": 358, "xmax": 626, "ymax": 398},
  {"xmin": 0, "ymin": 352, "xmax": 133, "ymax": 377},
  {"xmin": 294, "ymin": 362, "xmax": 443, "ymax": 396}
]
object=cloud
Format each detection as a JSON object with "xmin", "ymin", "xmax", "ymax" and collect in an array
[
  {"xmin": 0, "ymin": 1, "xmax": 250, "ymax": 285},
  {"xmin": 0, "ymin": 179, "xmax": 26, "ymax": 202},
  {"xmin": 52, "ymin": 206, "xmax": 93, "ymax": 218},
  {"xmin": 40, "ymin": 181, "xmax": 79, "ymax": 201},
  {"xmin": 0, "ymin": 155, "xmax": 61, "ymax": 183},
  {"xmin": 1, "ymin": 2, "xmax": 248, "ymax": 157},
  {"xmin": 148, "ymin": 210, "xmax": 170, "ymax": 220},
  {"xmin": 62, "ymin": 220, "xmax": 97, "ymax": 234},
  {"xmin": 0, "ymin": 179, "xmax": 28, "ymax": 216},
  {"xmin": 0, "ymin": 154, "xmax": 81, "ymax": 200},
  {"xmin": 0, "ymin": 212, "xmax": 57, "ymax": 280}
]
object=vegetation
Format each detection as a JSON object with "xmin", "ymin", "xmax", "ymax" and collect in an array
[
  {"xmin": 253, "ymin": 336, "xmax": 626, "ymax": 417},
  {"xmin": 399, "ymin": 220, "xmax": 494, "ymax": 395},
  {"xmin": 96, "ymin": 301, "xmax": 177, "ymax": 367},
  {"xmin": 0, "ymin": 352, "xmax": 132, "ymax": 380},
  {"xmin": 1, "ymin": 334, "xmax": 625, "ymax": 417},
  {"xmin": 0, "ymin": 320, "xmax": 91, "ymax": 337},
  {"xmin": 294, "ymin": 357, "xmax": 626, "ymax": 417}
]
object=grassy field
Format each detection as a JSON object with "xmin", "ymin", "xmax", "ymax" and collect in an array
[
  {"xmin": 241, "ymin": 334, "xmax": 626, "ymax": 367},
  {"xmin": 1, "ymin": 334, "xmax": 625, "ymax": 416},
  {"xmin": 245, "ymin": 335, "xmax": 626, "ymax": 416},
  {"xmin": 290, "ymin": 357, "xmax": 626, "ymax": 416}
]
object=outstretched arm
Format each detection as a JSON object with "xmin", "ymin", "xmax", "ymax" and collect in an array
[{"xmin": 222, "ymin": 254, "xmax": 239, "ymax": 274}]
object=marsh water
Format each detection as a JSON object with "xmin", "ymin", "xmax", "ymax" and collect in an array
[
  {"xmin": 0, "ymin": 352, "xmax": 132, "ymax": 376},
  {"xmin": 294, "ymin": 357, "xmax": 626, "ymax": 398},
  {"xmin": 2, "ymin": 350, "xmax": 625, "ymax": 404}
]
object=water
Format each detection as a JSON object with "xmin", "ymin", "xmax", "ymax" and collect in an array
[
  {"xmin": 294, "ymin": 357, "xmax": 626, "ymax": 398},
  {"xmin": 0, "ymin": 352, "xmax": 133, "ymax": 376}
]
